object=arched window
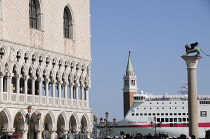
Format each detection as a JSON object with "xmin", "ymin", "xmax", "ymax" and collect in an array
[
  {"xmin": 29, "ymin": 0, "xmax": 41, "ymax": 29},
  {"xmin": 63, "ymin": 6, "xmax": 73, "ymax": 39}
]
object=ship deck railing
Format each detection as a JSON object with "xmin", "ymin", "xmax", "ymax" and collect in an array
[{"xmin": 146, "ymin": 97, "xmax": 210, "ymax": 101}]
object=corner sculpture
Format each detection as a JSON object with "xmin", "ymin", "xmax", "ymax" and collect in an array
[
  {"xmin": 184, "ymin": 42, "xmax": 200, "ymax": 56},
  {"xmin": 184, "ymin": 42, "xmax": 210, "ymax": 57}
]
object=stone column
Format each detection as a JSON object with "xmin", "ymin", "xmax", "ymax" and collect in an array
[
  {"xmin": 45, "ymin": 79, "xmax": 49, "ymax": 105},
  {"xmin": 24, "ymin": 75, "xmax": 28, "ymax": 103},
  {"xmin": 62, "ymin": 130, "xmax": 68, "ymax": 139},
  {"xmin": 52, "ymin": 80, "xmax": 55, "ymax": 105},
  {"xmin": 0, "ymin": 72, "xmax": 3, "ymax": 101},
  {"xmin": 39, "ymin": 78, "xmax": 42, "ymax": 105},
  {"xmin": 64, "ymin": 83, "xmax": 67, "ymax": 106},
  {"xmin": 70, "ymin": 83, "xmax": 73, "ymax": 106},
  {"xmin": 7, "ymin": 74, "xmax": 12, "ymax": 102},
  {"xmin": 81, "ymin": 85, "xmax": 84, "ymax": 107},
  {"xmin": 58, "ymin": 81, "xmax": 61, "ymax": 106},
  {"xmin": 75, "ymin": 84, "xmax": 78, "ymax": 107},
  {"xmin": 16, "ymin": 74, "xmax": 20, "ymax": 102},
  {"xmin": 31, "ymin": 76, "xmax": 35, "ymax": 104},
  {"xmin": 182, "ymin": 55, "xmax": 202, "ymax": 138},
  {"xmin": 50, "ymin": 130, "xmax": 57, "ymax": 139},
  {"xmin": 36, "ymin": 129, "xmax": 43, "ymax": 139},
  {"xmin": 86, "ymin": 88, "xmax": 89, "ymax": 108},
  {"xmin": 21, "ymin": 130, "xmax": 28, "ymax": 139}
]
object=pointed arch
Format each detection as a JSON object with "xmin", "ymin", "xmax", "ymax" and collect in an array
[
  {"xmin": 36, "ymin": 67, "xmax": 41, "ymax": 78},
  {"xmin": 0, "ymin": 108, "xmax": 12, "ymax": 129},
  {"xmin": 68, "ymin": 73, "xmax": 73, "ymax": 84},
  {"xmin": 12, "ymin": 64, "xmax": 19, "ymax": 93},
  {"xmin": 70, "ymin": 61, "xmax": 75, "ymax": 71},
  {"xmin": 12, "ymin": 64, "xmax": 19, "ymax": 75},
  {"xmin": 4, "ymin": 62, "xmax": 10, "ymax": 73},
  {"xmin": 28, "ymin": 66, "xmax": 35, "ymax": 77},
  {"xmin": 24, "ymin": 52, "xmax": 30, "ymax": 63},
  {"xmin": 62, "ymin": 72, "xmax": 67, "ymax": 89},
  {"xmin": 57, "ymin": 112, "xmax": 68, "ymax": 134},
  {"xmin": 81, "ymin": 114, "xmax": 88, "ymax": 133},
  {"xmin": 21, "ymin": 65, "xmax": 26, "ymax": 75},
  {"xmin": 0, "ymin": 46, "xmax": 6, "ymax": 59},
  {"xmin": 56, "ymin": 71, "xmax": 61, "ymax": 81},
  {"xmin": 84, "ymin": 76, "xmax": 89, "ymax": 86},
  {"xmin": 64, "ymin": 61, "xmax": 69, "ymax": 71},
  {"xmin": 76, "ymin": 62, "xmax": 80, "ymax": 71},
  {"xmin": 44, "ymin": 111, "xmax": 56, "ymax": 131},
  {"xmin": 69, "ymin": 113, "xmax": 78, "ymax": 133},
  {"xmin": 73, "ymin": 74, "xmax": 78, "ymax": 84},
  {"xmin": 43, "ymin": 68, "xmax": 48, "ymax": 79},
  {"xmin": 79, "ymin": 75, "xmax": 84, "ymax": 85},
  {"xmin": 49, "ymin": 70, "xmax": 55, "ymax": 80},
  {"xmin": 81, "ymin": 64, "xmax": 86, "ymax": 72},
  {"xmin": 13, "ymin": 110, "xmax": 26, "ymax": 134}
]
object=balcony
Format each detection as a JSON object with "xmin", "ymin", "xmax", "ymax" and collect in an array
[{"xmin": 0, "ymin": 72, "xmax": 89, "ymax": 109}]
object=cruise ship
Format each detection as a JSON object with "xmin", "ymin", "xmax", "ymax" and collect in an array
[
  {"xmin": 95, "ymin": 52, "xmax": 210, "ymax": 138},
  {"xmin": 96, "ymin": 92, "xmax": 210, "ymax": 138}
]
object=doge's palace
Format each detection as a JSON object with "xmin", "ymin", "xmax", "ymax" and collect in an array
[{"xmin": 0, "ymin": 0, "xmax": 93, "ymax": 139}]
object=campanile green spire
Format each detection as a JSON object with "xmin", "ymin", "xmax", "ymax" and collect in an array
[{"xmin": 126, "ymin": 51, "xmax": 134, "ymax": 73}]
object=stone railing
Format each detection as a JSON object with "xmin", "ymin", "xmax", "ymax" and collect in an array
[{"xmin": 1, "ymin": 92, "xmax": 88, "ymax": 108}]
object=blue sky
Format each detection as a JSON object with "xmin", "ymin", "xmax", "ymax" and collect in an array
[{"xmin": 89, "ymin": 0, "xmax": 210, "ymax": 121}]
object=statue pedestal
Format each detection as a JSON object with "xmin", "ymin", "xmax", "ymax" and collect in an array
[{"xmin": 181, "ymin": 55, "xmax": 202, "ymax": 138}]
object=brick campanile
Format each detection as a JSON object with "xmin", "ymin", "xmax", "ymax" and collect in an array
[{"xmin": 123, "ymin": 51, "xmax": 138, "ymax": 117}]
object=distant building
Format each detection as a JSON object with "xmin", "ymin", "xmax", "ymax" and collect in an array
[
  {"xmin": 123, "ymin": 52, "xmax": 138, "ymax": 116},
  {"xmin": 0, "ymin": 0, "xmax": 93, "ymax": 139}
]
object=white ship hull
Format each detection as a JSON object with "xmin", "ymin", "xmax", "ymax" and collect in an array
[
  {"xmin": 98, "ymin": 123, "xmax": 210, "ymax": 138},
  {"xmin": 96, "ymin": 94, "xmax": 210, "ymax": 138}
]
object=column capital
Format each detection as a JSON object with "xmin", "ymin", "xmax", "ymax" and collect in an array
[
  {"xmin": 44, "ymin": 78, "xmax": 50, "ymax": 83},
  {"xmin": 36, "ymin": 77, "xmax": 42, "ymax": 82},
  {"xmin": 63, "ymin": 82, "xmax": 68, "ymax": 86},
  {"xmin": 2, "ymin": 128, "xmax": 15, "ymax": 135},
  {"xmin": 30, "ymin": 76, "xmax": 36, "ymax": 80},
  {"xmin": 15, "ymin": 74, "xmax": 20, "ymax": 78},
  {"xmin": 23, "ymin": 75, "xmax": 28, "ymax": 80},
  {"xmin": 80, "ymin": 84, "xmax": 85, "ymax": 88},
  {"xmin": 50, "ymin": 79, "xmax": 55, "ymax": 84},
  {"xmin": 74, "ymin": 83, "xmax": 78, "ymax": 87},
  {"xmin": 69, "ymin": 82, "xmax": 74, "ymax": 86},
  {"xmin": 21, "ymin": 129, "xmax": 28, "ymax": 134},
  {"xmin": 6, "ymin": 73, "xmax": 12, "ymax": 78},
  {"xmin": 0, "ymin": 72, "xmax": 3, "ymax": 77},
  {"xmin": 49, "ymin": 129, "xmax": 57, "ymax": 133},
  {"xmin": 57, "ymin": 80, "xmax": 61, "ymax": 84},
  {"xmin": 85, "ymin": 85, "xmax": 89, "ymax": 90},
  {"xmin": 35, "ymin": 129, "xmax": 44, "ymax": 133},
  {"xmin": 181, "ymin": 55, "xmax": 202, "ymax": 69}
]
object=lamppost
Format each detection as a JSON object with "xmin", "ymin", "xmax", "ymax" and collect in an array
[
  {"xmin": 105, "ymin": 112, "xmax": 109, "ymax": 138},
  {"xmin": 150, "ymin": 117, "xmax": 162, "ymax": 136},
  {"xmin": 99, "ymin": 112, "xmax": 116, "ymax": 138},
  {"xmin": 18, "ymin": 105, "xmax": 42, "ymax": 139}
]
